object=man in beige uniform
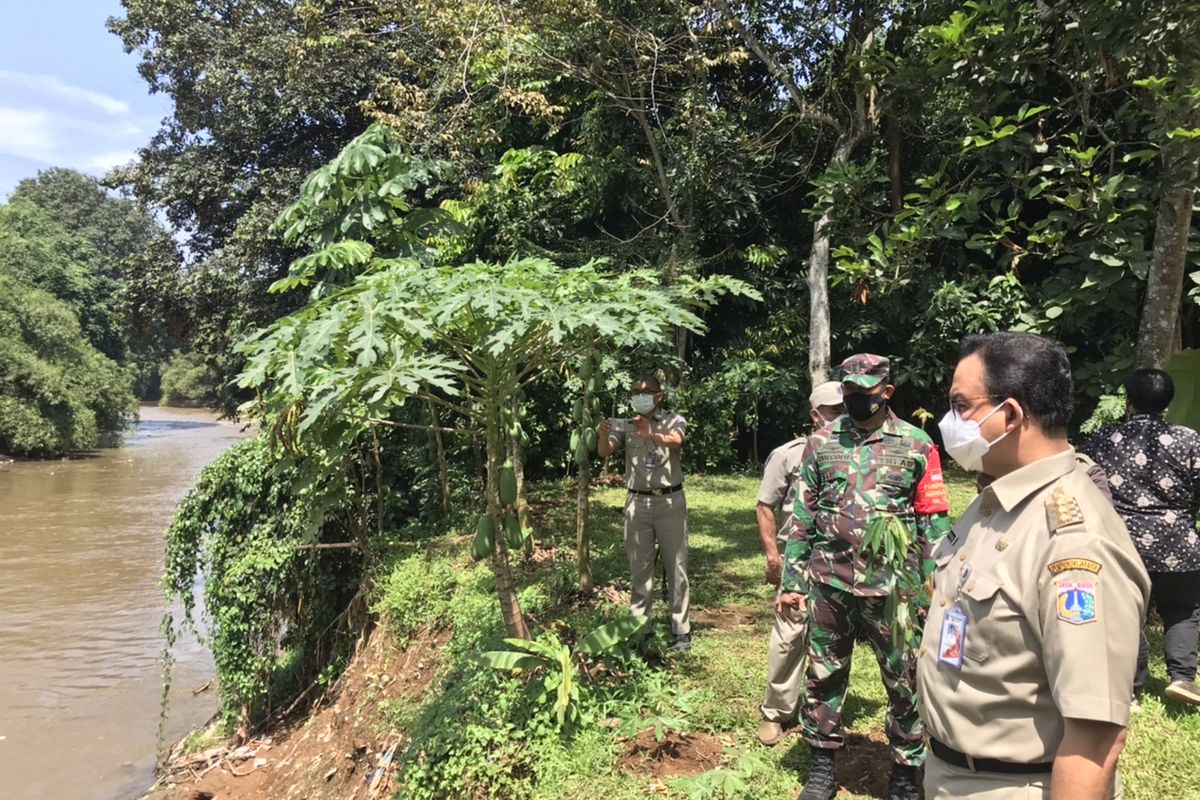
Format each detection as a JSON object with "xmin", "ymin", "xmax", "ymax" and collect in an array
[
  {"xmin": 598, "ymin": 375, "xmax": 691, "ymax": 651},
  {"xmin": 920, "ymin": 332, "xmax": 1149, "ymax": 800},
  {"xmin": 755, "ymin": 381, "xmax": 845, "ymax": 745}
]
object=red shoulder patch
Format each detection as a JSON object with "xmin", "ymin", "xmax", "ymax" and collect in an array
[{"xmin": 914, "ymin": 446, "xmax": 950, "ymax": 514}]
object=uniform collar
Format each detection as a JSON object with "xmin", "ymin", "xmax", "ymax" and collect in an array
[
  {"xmin": 985, "ymin": 446, "xmax": 1077, "ymax": 513},
  {"xmin": 833, "ymin": 410, "xmax": 904, "ymax": 439}
]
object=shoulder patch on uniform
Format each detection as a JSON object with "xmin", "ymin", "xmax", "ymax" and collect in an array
[
  {"xmin": 1047, "ymin": 558, "xmax": 1102, "ymax": 576},
  {"xmin": 1056, "ymin": 580, "xmax": 1097, "ymax": 625},
  {"xmin": 1046, "ymin": 485, "xmax": 1085, "ymax": 532}
]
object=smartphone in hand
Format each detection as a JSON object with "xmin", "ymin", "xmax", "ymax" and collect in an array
[{"xmin": 608, "ymin": 418, "xmax": 631, "ymax": 434}]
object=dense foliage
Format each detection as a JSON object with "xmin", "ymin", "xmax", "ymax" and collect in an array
[
  {"xmin": 162, "ymin": 435, "xmax": 367, "ymax": 723},
  {"xmin": 113, "ymin": 0, "xmax": 1195, "ymax": 733},
  {"xmin": 109, "ymin": 0, "xmax": 1199, "ymax": 455},
  {"xmin": 0, "ymin": 275, "xmax": 135, "ymax": 455},
  {"xmin": 0, "ymin": 168, "xmax": 187, "ymax": 455},
  {"xmin": 159, "ymin": 350, "xmax": 220, "ymax": 407}
]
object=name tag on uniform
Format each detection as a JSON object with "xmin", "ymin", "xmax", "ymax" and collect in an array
[
  {"xmin": 938, "ymin": 606, "xmax": 967, "ymax": 670},
  {"xmin": 645, "ymin": 449, "xmax": 662, "ymax": 469}
]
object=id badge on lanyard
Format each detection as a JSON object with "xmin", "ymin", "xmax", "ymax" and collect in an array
[{"xmin": 938, "ymin": 606, "xmax": 967, "ymax": 669}]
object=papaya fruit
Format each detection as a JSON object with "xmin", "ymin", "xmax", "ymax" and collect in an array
[
  {"xmin": 499, "ymin": 461, "xmax": 518, "ymax": 506},
  {"xmin": 471, "ymin": 515, "xmax": 494, "ymax": 561},
  {"xmin": 584, "ymin": 428, "xmax": 598, "ymax": 450},
  {"xmin": 504, "ymin": 514, "xmax": 522, "ymax": 549},
  {"xmin": 574, "ymin": 440, "xmax": 589, "ymax": 465},
  {"xmin": 573, "ymin": 398, "xmax": 585, "ymax": 420},
  {"xmin": 570, "ymin": 430, "xmax": 581, "ymax": 452},
  {"xmin": 580, "ymin": 359, "xmax": 594, "ymax": 381}
]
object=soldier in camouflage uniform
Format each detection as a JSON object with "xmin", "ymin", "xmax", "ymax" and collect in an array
[{"xmin": 779, "ymin": 354, "xmax": 951, "ymax": 800}]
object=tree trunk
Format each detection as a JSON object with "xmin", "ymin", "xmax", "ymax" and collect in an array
[
  {"xmin": 486, "ymin": 414, "xmax": 529, "ymax": 640},
  {"xmin": 808, "ymin": 135, "xmax": 860, "ymax": 386},
  {"xmin": 887, "ymin": 113, "xmax": 903, "ymax": 214},
  {"xmin": 1135, "ymin": 138, "xmax": 1200, "ymax": 369},
  {"xmin": 509, "ymin": 436, "xmax": 534, "ymax": 558},
  {"xmin": 427, "ymin": 399, "xmax": 450, "ymax": 514},
  {"xmin": 576, "ymin": 456, "xmax": 593, "ymax": 592}
]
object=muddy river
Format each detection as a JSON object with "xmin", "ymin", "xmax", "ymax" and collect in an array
[{"xmin": 0, "ymin": 406, "xmax": 248, "ymax": 800}]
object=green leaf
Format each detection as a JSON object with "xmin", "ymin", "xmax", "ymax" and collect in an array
[
  {"xmin": 1123, "ymin": 149, "xmax": 1159, "ymax": 163},
  {"xmin": 575, "ymin": 615, "xmax": 649, "ymax": 655},
  {"xmin": 476, "ymin": 650, "xmax": 545, "ymax": 671},
  {"xmin": 1045, "ymin": 306, "xmax": 1064, "ymax": 319}
]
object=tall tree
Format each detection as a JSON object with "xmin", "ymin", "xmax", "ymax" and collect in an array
[{"xmin": 720, "ymin": 0, "xmax": 885, "ymax": 384}]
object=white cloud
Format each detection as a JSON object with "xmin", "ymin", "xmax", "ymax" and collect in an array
[
  {"xmin": 0, "ymin": 70, "xmax": 131, "ymax": 116},
  {"xmin": 84, "ymin": 150, "xmax": 138, "ymax": 171},
  {"xmin": 0, "ymin": 72, "xmax": 155, "ymax": 190},
  {"xmin": 0, "ymin": 107, "xmax": 59, "ymax": 164}
]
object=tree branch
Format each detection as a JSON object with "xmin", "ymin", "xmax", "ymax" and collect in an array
[{"xmin": 717, "ymin": 0, "xmax": 841, "ymax": 131}]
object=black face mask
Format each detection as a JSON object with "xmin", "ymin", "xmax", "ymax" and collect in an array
[{"xmin": 844, "ymin": 392, "xmax": 885, "ymax": 422}]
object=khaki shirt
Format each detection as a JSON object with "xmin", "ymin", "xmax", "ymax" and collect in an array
[
  {"xmin": 757, "ymin": 437, "xmax": 807, "ymax": 534},
  {"xmin": 917, "ymin": 448, "xmax": 1149, "ymax": 764},
  {"xmin": 610, "ymin": 410, "xmax": 687, "ymax": 491}
]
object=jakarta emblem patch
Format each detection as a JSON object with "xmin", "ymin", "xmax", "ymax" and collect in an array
[{"xmin": 1056, "ymin": 580, "xmax": 1097, "ymax": 625}]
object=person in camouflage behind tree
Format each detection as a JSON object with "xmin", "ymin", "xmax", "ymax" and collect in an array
[{"xmin": 779, "ymin": 354, "xmax": 951, "ymax": 800}]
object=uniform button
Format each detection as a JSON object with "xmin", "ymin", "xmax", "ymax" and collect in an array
[
  {"xmin": 939, "ymin": 599, "xmax": 947, "ymax": 607},
  {"xmin": 967, "ymin": 582, "xmax": 976, "ymax": 592},
  {"xmin": 920, "ymin": 646, "xmax": 927, "ymax": 656},
  {"xmin": 959, "ymin": 553, "xmax": 967, "ymax": 561}
]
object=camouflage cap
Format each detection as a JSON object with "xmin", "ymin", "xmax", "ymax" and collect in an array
[
  {"xmin": 808, "ymin": 381, "xmax": 844, "ymax": 408},
  {"xmin": 839, "ymin": 353, "xmax": 890, "ymax": 389}
]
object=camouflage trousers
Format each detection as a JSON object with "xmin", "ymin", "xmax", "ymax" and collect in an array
[{"xmin": 802, "ymin": 582, "xmax": 926, "ymax": 766}]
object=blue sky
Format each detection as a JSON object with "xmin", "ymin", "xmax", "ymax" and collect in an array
[{"xmin": 0, "ymin": 1, "xmax": 170, "ymax": 199}]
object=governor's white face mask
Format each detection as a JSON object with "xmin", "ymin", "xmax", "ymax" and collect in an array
[{"xmin": 937, "ymin": 402, "xmax": 1019, "ymax": 473}]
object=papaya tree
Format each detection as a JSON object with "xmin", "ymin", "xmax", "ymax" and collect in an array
[{"xmin": 238, "ymin": 255, "xmax": 755, "ymax": 639}]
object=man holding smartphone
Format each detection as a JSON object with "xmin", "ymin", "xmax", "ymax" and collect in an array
[{"xmin": 597, "ymin": 374, "xmax": 691, "ymax": 651}]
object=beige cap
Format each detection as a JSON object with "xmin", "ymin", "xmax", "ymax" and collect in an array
[{"xmin": 809, "ymin": 381, "xmax": 844, "ymax": 409}]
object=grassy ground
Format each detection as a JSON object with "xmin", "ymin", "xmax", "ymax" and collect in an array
[
  {"xmin": 539, "ymin": 470, "xmax": 1200, "ymax": 800},
  {"xmin": 374, "ymin": 470, "xmax": 1200, "ymax": 799}
]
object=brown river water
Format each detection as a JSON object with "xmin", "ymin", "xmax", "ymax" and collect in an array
[{"xmin": 0, "ymin": 406, "xmax": 249, "ymax": 800}]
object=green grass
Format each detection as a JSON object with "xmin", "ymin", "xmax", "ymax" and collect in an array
[{"xmin": 379, "ymin": 470, "xmax": 1200, "ymax": 799}]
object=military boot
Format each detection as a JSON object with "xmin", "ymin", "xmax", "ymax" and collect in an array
[
  {"xmin": 886, "ymin": 763, "xmax": 919, "ymax": 800},
  {"xmin": 797, "ymin": 747, "xmax": 837, "ymax": 800}
]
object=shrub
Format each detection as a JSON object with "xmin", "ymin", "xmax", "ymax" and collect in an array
[{"xmin": 159, "ymin": 350, "xmax": 220, "ymax": 407}]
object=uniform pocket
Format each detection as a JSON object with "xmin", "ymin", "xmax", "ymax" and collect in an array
[{"xmin": 961, "ymin": 576, "xmax": 1002, "ymax": 663}]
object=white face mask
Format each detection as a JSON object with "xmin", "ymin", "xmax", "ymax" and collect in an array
[
  {"xmin": 631, "ymin": 393, "xmax": 657, "ymax": 416},
  {"xmin": 937, "ymin": 402, "xmax": 1019, "ymax": 473}
]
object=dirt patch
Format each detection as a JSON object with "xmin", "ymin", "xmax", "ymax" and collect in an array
[
  {"xmin": 144, "ymin": 622, "xmax": 449, "ymax": 800},
  {"xmin": 834, "ymin": 731, "xmax": 925, "ymax": 799},
  {"xmin": 692, "ymin": 604, "xmax": 763, "ymax": 630},
  {"xmin": 618, "ymin": 730, "xmax": 724, "ymax": 779}
]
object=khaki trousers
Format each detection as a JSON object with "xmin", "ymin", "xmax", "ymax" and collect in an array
[
  {"xmin": 624, "ymin": 491, "xmax": 690, "ymax": 635},
  {"xmin": 761, "ymin": 591, "xmax": 807, "ymax": 722},
  {"xmin": 925, "ymin": 753, "xmax": 1124, "ymax": 799}
]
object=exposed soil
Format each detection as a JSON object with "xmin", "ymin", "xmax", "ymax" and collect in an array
[
  {"xmin": 691, "ymin": 604, "xmax": 763, "ymax": 630},
  {"xmin": 143, "ymin": 622, "xmax": 448, "ymax": 800},
  {"xmin": 833, "ymin": 731, "xmax": 925, "ymax": 800},
  {"xmin": 618, "ymin": 730, "xmax": 724, "ymax": 779}
]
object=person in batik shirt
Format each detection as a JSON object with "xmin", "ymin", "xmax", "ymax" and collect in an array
[{"xmin": 1084, "ymin": 368, "xmax": 1200, "ymax": 707}]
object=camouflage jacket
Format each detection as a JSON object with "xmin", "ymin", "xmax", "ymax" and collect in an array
[{"xmin": 782, "ymin": 412, "xmax": 951, "ymax": 596}]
